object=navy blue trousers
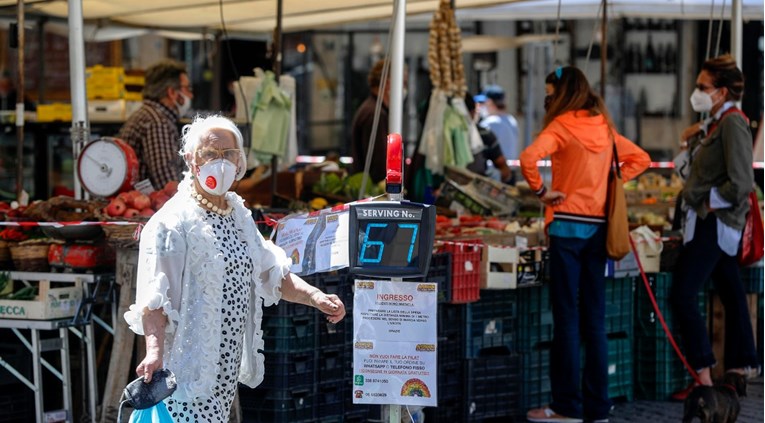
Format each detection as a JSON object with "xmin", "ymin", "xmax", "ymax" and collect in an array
[
  {"xmin": 548, "ymin": 226, "xmax": 611, "ymax": 420},
  {"xmin": 670, "ymin": 213, "xmax": 759, "ymax": 370}
]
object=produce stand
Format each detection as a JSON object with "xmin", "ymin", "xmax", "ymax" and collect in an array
[{"xmin": 0, "ymin": 271, "xmax": 115, "ymax": 423}]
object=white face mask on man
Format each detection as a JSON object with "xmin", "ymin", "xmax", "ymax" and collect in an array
[
  {"xmin": 689, "ymin": 88, "xmax": 718, "ymax": 113},
  {"xmin": 176, "ymin": 92, "xmax": 192, "ymax": 117},
  {"xmin": 196, "ymin": 159, "xmax": 237, "ymax": 196}
]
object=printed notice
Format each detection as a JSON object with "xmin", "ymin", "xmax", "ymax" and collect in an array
[
  {"xmin": 274, "ymin": 209, "xmax": 349, "ymax": 276},
  {"xmin": 352, "ymin": 280, "xmax": 437, "ymax": 406}
]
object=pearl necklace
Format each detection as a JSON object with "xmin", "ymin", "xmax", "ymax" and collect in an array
[{"xmin": 192, "ymin": 192, "xmax": 233, "ymax": 216}]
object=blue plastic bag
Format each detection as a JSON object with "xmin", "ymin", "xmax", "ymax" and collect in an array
[{"xmin": 129, "ymin": 401, "xmax": 173, "ymax": 423}]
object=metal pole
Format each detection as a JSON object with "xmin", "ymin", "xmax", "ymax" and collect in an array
[
  {"xmin": 730, "ymin": 0, "xmax": 742, "ymax": 66},
  {"xmin": 270, "ymin": 0, "xmax": 283, "ymax": 205},
  {"xmin": 385, "ymin": 0, "xmax": 405, "ymax": 420},
  {"xmin": 599, "ymin": 0, "xmax": 607, "ymax": 98},
  {"xmin": 388, "ymin": 0, "xmax": 405, "ymax": 135},
  {"xmin": 68, "ymin": 0, "xmax": 89, "ymax": 200},
  {"xmin": 15, "ymin": 0, "xmax": 24, "ymax": 201}
]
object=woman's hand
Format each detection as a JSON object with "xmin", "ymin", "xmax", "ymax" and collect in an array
[
  {"xmin": 310, "ymin": 291, "xmax": 346, "ymax": 324},
  {"xmin": 541, "ymin": 190, "xmax": 566, "ymax": 206},
  {"xmin": 135, "ymin": 350, "xmax": 164, "ymax": 383},
  {"xmin": 680, "ymin": 122, "xmax": 703, "ymax": 149}
]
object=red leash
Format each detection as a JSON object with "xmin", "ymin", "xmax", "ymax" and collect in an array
[{"xmin": 629, "ymin": 236, "xmax": 704, "ymax": 386}]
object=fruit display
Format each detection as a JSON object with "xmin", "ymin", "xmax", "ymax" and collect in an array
[{"xmin": 102, "ymin": 180, "xmax": 178, "ymax": 219}]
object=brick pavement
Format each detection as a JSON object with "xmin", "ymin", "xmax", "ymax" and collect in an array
[{"xmin": 609, "ymin": 377, "xmax": 763, "ymax": 422}]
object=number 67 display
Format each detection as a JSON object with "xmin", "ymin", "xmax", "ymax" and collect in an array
[{"xmin": 348, "ymin": 201, "xmax": 436, "ymax": 278}]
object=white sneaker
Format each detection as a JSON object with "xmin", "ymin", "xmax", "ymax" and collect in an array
[{"xmin": 527, "ymin": 407, "xmax": 583, "ymax": 423}]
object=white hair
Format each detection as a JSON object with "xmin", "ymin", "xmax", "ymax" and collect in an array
[{"xmin": 179, "ymin": 114, "xmax": 247, "ymax": 180}]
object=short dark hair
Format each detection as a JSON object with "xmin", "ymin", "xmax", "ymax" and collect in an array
[
  {"xmin": 368, "ymin": 60, "xmax": 386, "ymax": 91},
  {"xmin": 143, "ymin": 59, "xmax": 187, "ymax": 101},
  {"xmin": 702, "ymin": 54, "xmax": 744, "ymax": 102}
]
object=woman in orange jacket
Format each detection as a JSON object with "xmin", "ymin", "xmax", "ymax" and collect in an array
[{"xmin": 521, "ymin": 66, "xmax": 650, "ymax": 423}]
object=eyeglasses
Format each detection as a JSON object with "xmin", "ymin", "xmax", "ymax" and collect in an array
[
  {"xmin": 196, "ymin": 147, "xmax": 240, "ymax": 163},
  {"xmin": 179, "ymin": 84, "xmax": 193, "ymax": 94},
  {"xmin": 695, "ymin": 83, "xmax": 716, "ymax": 92}
]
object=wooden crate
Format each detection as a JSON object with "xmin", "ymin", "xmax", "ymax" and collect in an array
[{"xmin": 0, "ymin": 280, "xmax": 82, "ymax": 320}]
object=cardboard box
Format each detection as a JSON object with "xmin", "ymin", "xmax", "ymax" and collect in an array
[
  {"xmin": 88, "ymin": 99, "xmax": 127, "ymax": 122},
  {"xmin": 480, "ymin": 244, "xmax": 519, "ymax": 289},
  {"xmin": 0, "ymin": 281, "xmax": 82, "ymax": 320}
]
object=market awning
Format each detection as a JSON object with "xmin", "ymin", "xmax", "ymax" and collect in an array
[{"xmin": 0, "ymin": 0, "xmax": 761, "ymax": 36}]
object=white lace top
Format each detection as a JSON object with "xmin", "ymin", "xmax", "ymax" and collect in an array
[{"xmin": 123, "ymin": 178, "xmax": 291, "ymax": 402}]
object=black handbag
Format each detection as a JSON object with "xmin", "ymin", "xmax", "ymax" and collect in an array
[{"xmin": 118, "ymin": 369, "xmax": 177, "ymax": 422}]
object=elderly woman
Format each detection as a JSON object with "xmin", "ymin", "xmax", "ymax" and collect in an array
[{"xmin": 124, "ymin": 115, "xmax": 345, "ymax": 421}]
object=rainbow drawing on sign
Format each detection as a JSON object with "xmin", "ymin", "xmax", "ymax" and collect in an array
[{"xmin": 400, "ymin": 378, "xmax": 431, "ymax": 397}]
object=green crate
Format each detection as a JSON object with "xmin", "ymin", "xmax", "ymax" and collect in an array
[
  {"xmin": 633, "ymin": 334, "xmax": 692, "ymax": 400},
  {"xmin": 605, "ymin": 276, "xmax": 634, "ymax": 336},
  {"xmin": 740, "ymin": 266, "xmax": 764, "ymax": 294},
  {"xmin": 517, "ymin": 283, "xmax": 553, "ymax": 351},
  {"xmin": 520, "ymin": 344, "xmax": 552, "ymax": 412},
  {"xmin": 634, "ymin": 272, "xmax": 707, "ymax": 338},
  {"xmin": 604, "ymin": 335, "xmax": 634, "ymax": 401}
]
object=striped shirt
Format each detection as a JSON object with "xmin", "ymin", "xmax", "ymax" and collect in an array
[{"xmin": 118, "ymin": 100, "xmax": 182, "ymax": 191}]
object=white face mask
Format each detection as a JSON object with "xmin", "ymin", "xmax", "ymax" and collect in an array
[
  {"xmin": 196, "ymin": 159, "xmax": 237, "ymax": 196},
  {"xmin": 176, "ymin": 92, "xmax": 192, "ymax": 117},
  {"xmin": 689, "ymin": 88, "xmax": 718, "ymax": 113}
]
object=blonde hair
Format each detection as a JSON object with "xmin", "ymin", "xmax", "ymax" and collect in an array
[{"xmin": 179, "ymin": 115, "xmax": 247, "ymax": 180}]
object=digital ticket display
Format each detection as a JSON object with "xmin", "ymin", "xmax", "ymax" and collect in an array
[{"xmin": 348, "ymin": 201, "xmax": 436, "ymax": 278}]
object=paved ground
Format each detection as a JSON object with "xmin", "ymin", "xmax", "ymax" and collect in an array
[{"xmin": 610, "ymin": 377, "xmax": 763, "ymax": 422}]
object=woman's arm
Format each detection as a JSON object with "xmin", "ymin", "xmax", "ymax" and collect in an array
[
  {"xmin": 280, "ymin": 273, "xmax": 346, "ymax": 324},
  {"xmin": 136, "ymin": 308, "xmax": 168, "ymax": 383},
  {"xmin": 614, "ymin": 134, "xmax": 651, "ymax": 181}
]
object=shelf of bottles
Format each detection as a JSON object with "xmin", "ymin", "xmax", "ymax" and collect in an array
[{"xmin": 620, "ymin": 18, "xmax": 680, "ymax": 117}]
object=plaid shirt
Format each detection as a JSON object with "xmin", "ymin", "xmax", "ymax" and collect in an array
[{"xmin": 118, "ymin": 100, "xmax": 182, "ymax": 191}]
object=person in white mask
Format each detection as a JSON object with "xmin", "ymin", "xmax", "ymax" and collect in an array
[
  {"xmin": 119, "ymin": 59, "xmax": 196, "ymax": 191},
  {"xmin": 670, "ymin": 54, "xmax": 759, "ymax": 402},
  {"xmin": 124, "ymin": 114, "xmax": 346, "ymax": 422}
]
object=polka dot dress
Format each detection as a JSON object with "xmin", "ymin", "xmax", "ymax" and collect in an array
[{"xmin": 166, "ymin": 210, "xmax": 252, "ymax": 422}]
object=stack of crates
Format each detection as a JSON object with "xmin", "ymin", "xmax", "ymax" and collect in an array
[
  {"xmin": 516, "ymin": 283, "xmax": 554, "ymax": 411},
  {"xmin": 240, "ymin": 296, "xmax": 318, "ymax": 423},
  {"xmin": 85, "ymin": 65, "xmax": 144, "ymax": 101},
  {"xmin": 464, "ymin": 290, "xmax": 521, "ymax": 421},
  {"xmin": 633, "ymin": 272, "xmax": 704, "ymax": 400},
  {"xmin": 424, "ymin": 303, "xmax": 466, "ymax": 422},
  {"xmin": 435, "ymin": 241, "xmax": 483, "ymax": 303},
  {"xmin": 602, "ymin": 276, "xmax": 635, "ymax": 402}
]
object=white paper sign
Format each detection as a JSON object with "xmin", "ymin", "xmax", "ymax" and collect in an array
[
  {"xmin": 274, "ymin": 209, "xmax": 349, "ymax": 275},
  {"xmin": 352, "ymin": 280, "xmax": 437, "ymax": 407}
]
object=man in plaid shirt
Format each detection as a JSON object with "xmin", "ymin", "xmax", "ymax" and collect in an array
[{"xmin": 119, "ymin": 60, "xmax": 194, "ymax": 191}]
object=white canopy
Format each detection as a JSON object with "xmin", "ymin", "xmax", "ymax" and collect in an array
[{"xmin": 2, "ymin": 0, "xmax": 761, "ymax": 36}]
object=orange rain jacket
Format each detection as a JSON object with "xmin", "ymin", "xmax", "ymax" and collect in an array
[{"xmin": 520, "ymin": 110, "xmax": 650, "ymax": 226}]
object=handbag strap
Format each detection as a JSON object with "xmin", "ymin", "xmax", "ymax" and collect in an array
[{"xmin": 610, "ymin": 130, "xmax": 622, "ymax": 179}]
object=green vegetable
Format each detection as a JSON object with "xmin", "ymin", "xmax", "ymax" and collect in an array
[
  {"xmin": 0, "ymin": 272, "xmax": 9, "ymax": 298},
  {"xmin": 343, "ymin": 173, "xmax": 383, "ymax": 200},
  {"xmin": 9, "ymin": 286, "xmax": 37, "ymax": 301},
  {"xmin": 312, "ymin": 173, "xmax": 344, "ymax": 196}
]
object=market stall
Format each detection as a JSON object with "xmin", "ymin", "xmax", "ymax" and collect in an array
[{"xmin": 0, "ymin": 0, "xmax": 761, "ymax": 422}]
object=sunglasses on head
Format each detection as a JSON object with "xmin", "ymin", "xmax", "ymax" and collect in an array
[{"xmin": 555, "ymin": 66, "xmax": 563, "ymax": 79}]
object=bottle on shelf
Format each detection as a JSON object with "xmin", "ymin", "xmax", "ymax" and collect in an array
[{"xmin": 644, "ymin": 35, "xmax": 656, "ymax": 73}]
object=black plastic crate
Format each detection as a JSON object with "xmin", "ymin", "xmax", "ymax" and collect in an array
[
  {"xmin": 262, "ymin": 315, "xmax": 317, "ymax": 353},
  {"xmin": 263, "ymin": 296, "xmax": 315, "ymax": 318},
  {"xmin": 466, "ymin": 353, "xmax": 522, "ymax": 421},
  {"xmin": 240, "ymin": 387, "xmax": 315, "ymax": 423},
  {"xmin": 317, "ymin": 382, "xmax": 345, "ymax": 419},
  {"xmin": 438, "ymin": 303, "xmax": 465, "ymax": 338},
  {"xmin": 260, "ymin": 351, "xmax": 315, "ymax": 391},
  {"xmin": 465, "ymin": 290, "xmax": 516, "ymax": 358},
  {"xmin": 317, "ymin": 346, "xmax": 349, "ymax": 380},
  {"xmin": 0, "ymin": 383, "xmax": 33, "ymax": 422}
]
